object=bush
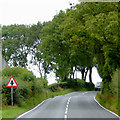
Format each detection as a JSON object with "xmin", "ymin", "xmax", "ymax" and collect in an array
[
  {"xmin": 2, "ymin": 67, "xmax": 41, "ymax": 106},
  {"xmin": 109, "ymin": 68, "xmax": 119, "ymax": 97},
  {"xmin": 2, "ymin": 67, "xmax": 36, "ymax": 82},
  {"xmin": 48, "ymin": 79, "xmax": 95, "ymax": 91},
  {"xmin": 2, "ymin": 76, "xmax": 33, "ymax": 106},
  {"xmin": 85, "ymin": 82, "xmax": 95, "ymax": 90},
  {"xmin": 37, "ymin": 78, "xmax": 48, "ymax": 88},
  {"xmin": 66, "ymin": 79, "xmax": 86, "ymax": 88},
  {"xmin": 48, "ymin": 83, "xmax": 59, "ymax": 92},
  {"xmin": 2, "ymin": 67, "xmax": 50, "ymax": 106},
  {"xmin": 59, "ymin": 82, "xmax": 68, "ymax": 88}
]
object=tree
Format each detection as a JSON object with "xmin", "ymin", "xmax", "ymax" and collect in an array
[
  {"xmin": 84, "ymin": 3, "xmax": 119, "ymax": 80},
  {"xmin": 39, "ymin": 11, "xmax": 72, "ymax": 81},
  {"xmin": 28, "ymin": 22, "xmax": 44, "ymax": 78},
  {"xmin": 2, "ymin": 25, "xmax": 29, "ymax": 67}
]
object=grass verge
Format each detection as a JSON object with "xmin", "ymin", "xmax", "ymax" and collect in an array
[{"xmin": 96, "ymin": 92, "xmax": 119, "ymax": 116}]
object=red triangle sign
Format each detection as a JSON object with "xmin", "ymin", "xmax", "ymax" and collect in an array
[{"xmin": 6, "ymin": 76, "xmax": 18, "ymax": 87}]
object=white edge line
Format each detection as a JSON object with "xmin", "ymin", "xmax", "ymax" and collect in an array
[
  {"xmin": 16, "ymin": 98, "xmax": 51, "ymax": 119},
  {"xmin": 94, "ymin": 96, "xmax": 120, "ymax": 118}
]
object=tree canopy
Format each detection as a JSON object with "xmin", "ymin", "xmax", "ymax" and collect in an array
[{"xmin": 2, "ymin": 2, "xmax": 119, "ymax": 87}]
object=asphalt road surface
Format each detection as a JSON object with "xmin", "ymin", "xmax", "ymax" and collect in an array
[{"xmin": 16, "ymin": 91, "xmax": 119, "ymax": 119}]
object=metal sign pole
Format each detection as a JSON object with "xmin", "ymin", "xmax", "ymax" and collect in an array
[
  {"xmin": 6, "ymin": 76, "xmax": 18, "ymax": 106},
  {"xmin": 11, "ymin": 87, "xmax": 13, "ymax": 106}
]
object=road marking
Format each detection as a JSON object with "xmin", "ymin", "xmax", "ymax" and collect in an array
[
  {"xmin": 66, "ymin": 104, "xmax": 69, "ymax": 108},
  {"xmin": 64, "ymin": 97, "xmax": 71, "ymax": 119},
  {"xmin": 65, "ymin": 110, "xmax": 68, "ymax": 114},
  {"xmin": 64, "ymin": 114, "xmax": 67, "ymax": 120},
  {"xmin": 15, "ymin": 98, "xmax": 52, "ymax": 119},
  {"xmin": 83, "ymin": 92, "xmax": 88, "ymax": 95},
  {"xmin": 94, "ymin": 96, "xmax": 120, "ymax": 119},
  {"xmin": 66, "ymin": 107, "xmax": 68, "ymax": 111}
]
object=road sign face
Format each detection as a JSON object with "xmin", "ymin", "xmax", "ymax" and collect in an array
[{"xmin": 6, "ymin": 76, "xmax": 18, "ymax": 87}]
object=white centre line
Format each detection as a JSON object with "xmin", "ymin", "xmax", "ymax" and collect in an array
[
  {"xmin": 65, "ymin": 110, "xmax": 68, "ymax": 114},
  {"xmin": 64, "ymin": 97, "xmax": 71, "ymax": 119},
  {"xmin": 64, "ymin": 114, "xmax": 67, "ymax": 120},
  {"xmin": 66, "ymin": 104, "xmax": 69, "ymax": 108},
  {"xmin": 83, "ymin": 92, "xmax": 88, "ymax": 95}
]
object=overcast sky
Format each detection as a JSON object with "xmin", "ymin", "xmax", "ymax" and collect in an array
[
  {"xmin": 0, "ymin": 0, "xmax": 102, "ymax": 84},
  {"xmin": 0, "ymin": 0, "xmax": 79, "ymax": 25}
]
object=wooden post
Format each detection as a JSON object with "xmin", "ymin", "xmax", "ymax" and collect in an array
[{"xmin": 11, "ymin": 87, "xmax": 13, "ymax": 106}]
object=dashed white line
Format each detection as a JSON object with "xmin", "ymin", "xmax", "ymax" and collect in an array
[
  {"xmin": 64, "ymin": 97, "xmax": 71, "ymax": 119},
  {"xmin": 64, "ymin": 114, "xmax": 67, "ymax": 120},
  {"xmin": 65, "ymin": 110, "xmax": 68, "ymax": 114},
  {"xmin": 66, "ymin": 104, "xmax": 69, "ymax": 108},
  {"xmin": 83, "ymin": 92, "xmax": 88, "ymax": 95}
]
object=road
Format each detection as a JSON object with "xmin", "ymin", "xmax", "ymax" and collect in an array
[{"xmin": 16, "ymin": 91, "xmax": 119, "ymax": 119}]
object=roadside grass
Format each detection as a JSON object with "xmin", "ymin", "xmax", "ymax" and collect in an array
[
  {"xmin": 96, "ymin": 93, "xmax": 119, "ymax": 116},
  {"xmin": 2, "ymin": 88, "xmax": 83, "ymax": 118},
  {"xmin": 2, "ymin": 106, "xmax": 28, "ymax": 118}
]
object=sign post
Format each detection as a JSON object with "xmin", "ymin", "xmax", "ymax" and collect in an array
[
  {"xmin": 6, "ymin": 76, "xmax": 18, "ymax": 106},
  {"xmin": 11, "ymin": 87, "xmax": 13, "ymax": 106}
]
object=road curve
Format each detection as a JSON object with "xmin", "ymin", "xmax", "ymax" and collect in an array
[{"xmin": 16, "ymin": 91, "xmax": 119, "ymax": 119}]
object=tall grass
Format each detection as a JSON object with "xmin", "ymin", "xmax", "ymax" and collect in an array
[{"xmin": 96, "ymin": 68, "xmax": 120, "ymax": 116}]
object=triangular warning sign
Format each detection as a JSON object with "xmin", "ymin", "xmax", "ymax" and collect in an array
[{"xmin": 6, "ymin": 76, "xmax": 18, "ymax": 87}]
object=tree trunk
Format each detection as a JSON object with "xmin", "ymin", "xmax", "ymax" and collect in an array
[
  {"xmin": 73, "ymin": 66, "xmax": 76, "ymax": 79},
  {"xmin": 75, "ymin": 66, "xmax": 77, "ymax": 78},
  {"xmin": 89, "ymin": 67, "xmax": 92, "ymax": 83},
  {"xmin": 81, "ymin": 68, "xmax": 85, "ymax": 80},
  {"xmin": 84, "ymin": 67, "xmax": 88, "ymax": 81},
  {"xmin": 64, "ymin": 74, "xmax": 67, "ymax": 81},
  {"xmin": 71, "ymin": 65, "xmax": 73, "ymax": 79},
  {"xmin": 38, "ymin": 62, "xmax": 42, "ymax": 78},
  {"xmin": 73, "ymin": 72, "xmax": 75, "ymax": 79}
]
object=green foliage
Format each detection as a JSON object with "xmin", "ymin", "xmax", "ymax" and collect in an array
[
  {"xmin": 48, "ymin": 79, "xmax": 94, "ymax": 91},
  {"xmin": 66, "ymin": 79, "xmax": 86, "ymax": 88},
  {"xmin": 2, "ymin": 76, "xmax": 33, "ymax": 106},
  {"xmin": 59, "ymin": 82, "xmax": 68, "ymax": 88},
  {"xmin": 2, "ymin": 67, "xmax": 36, "ymax": 82},
  {"xmin": 96, "ymin": 68, "xmax": 120, "ymax": 115},
  {"xmin": 2, "ymin": 25, "xmax": 29, "ymax": 67},
  {"xmin": 85, "ymin": 82, "xmax": 95, "ymax": 91},
  {"xmin": 96, "ymin": 92, "xmax": 119, "ymax": 115},
  {"xmin": 2, "ymin": 23, "xmax": 43, "ymax": 68},
  {"xmin": 84, "ymin": 3, "xmax": 119, "ymax": 83},
  {"xmin": 48, "ymin": 83, "xmax": 59, "ymax": 92},
  {"xmin": 2, "ymin": 88, "xmax": 77, "ymax": 118},
  {"xmin": 109, "ymin": 68, "xmax": 119, "ymax": 97},
  {"xmin": 36, "ymin": 78, "xmax": 48, "ymax": 88},
  {"xmin": 1, "ymin": 3, "xmax": 119, "ymax": 113},
  {"xmin": 2, "ymin": 67, "xmax": 48, "ymax": 106}
]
